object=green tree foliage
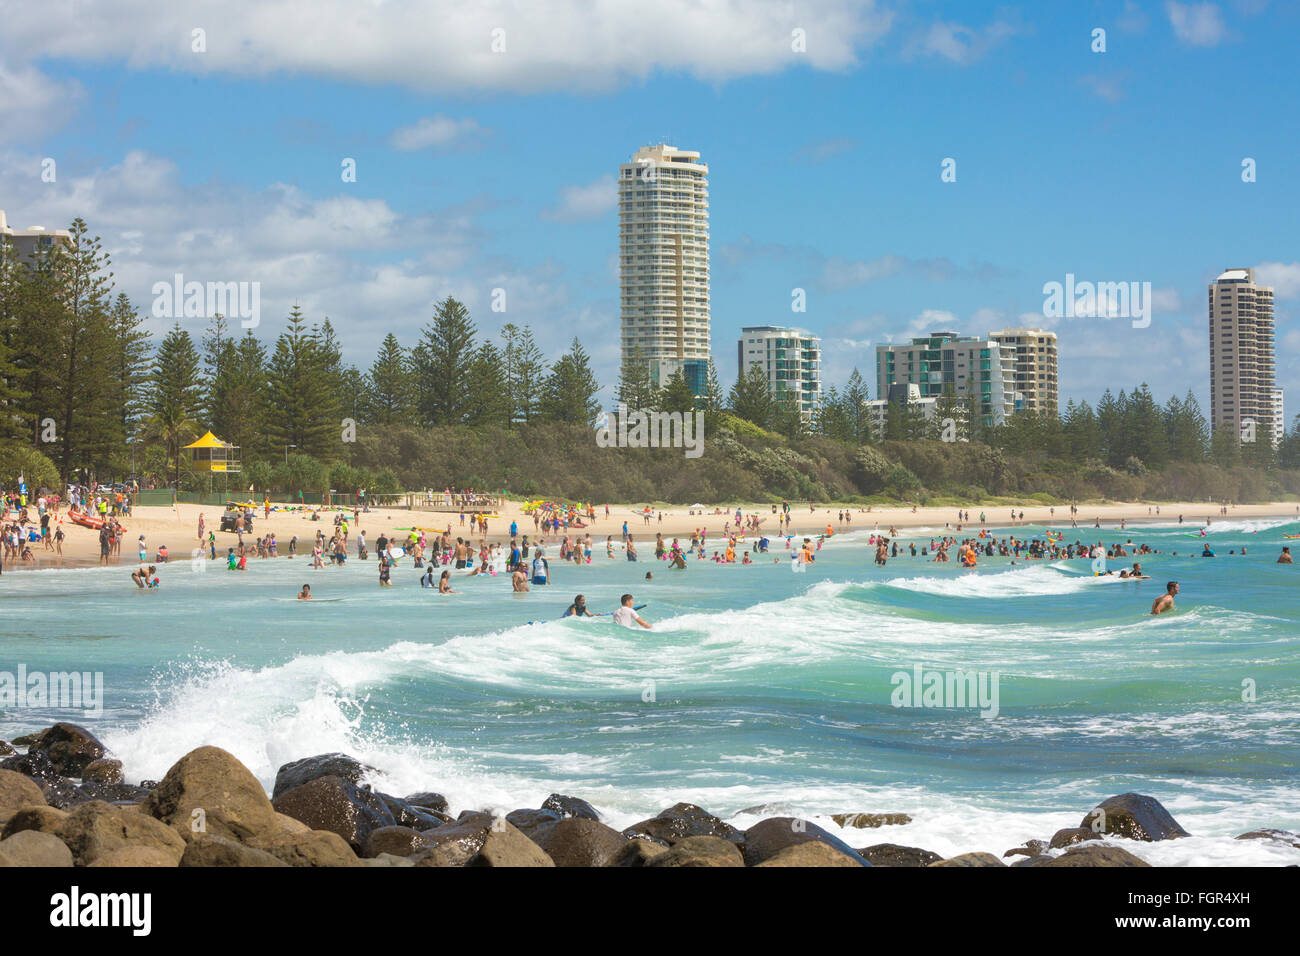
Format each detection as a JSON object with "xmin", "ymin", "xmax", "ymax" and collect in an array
[
  {"xmin": 411, "ymin": 296, "xmax": 476, "ymax": 426},
  {"xmin": 540, "ymin": 337, "xmax": 601, "ymax": 426},
  {"xmin": 146, "ymin": 324, "xmax": 202, "ymax": 487}
]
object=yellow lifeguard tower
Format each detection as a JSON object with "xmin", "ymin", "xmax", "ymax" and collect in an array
[{"xmin": 185, "ymin": 431, "xmax": 241, "ymax": 474}]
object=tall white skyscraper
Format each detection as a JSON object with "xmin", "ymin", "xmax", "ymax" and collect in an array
[
  {"xmin": 737, "ymin": 326, "xmax": 822, "ymax": 421},
  {"xmin": 618, "ymin": 144, "xmax": 710, "ymax": 394},
  {"xmin": 1209, "ymin": 267, "xmax": 1276, "ymax": 446}
]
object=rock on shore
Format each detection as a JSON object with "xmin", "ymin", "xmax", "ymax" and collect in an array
[{"xmin": 0, "ymin": 725, "xmax": 1270, "ymax": 867}]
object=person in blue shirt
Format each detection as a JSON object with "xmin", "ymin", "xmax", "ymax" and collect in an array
[
  {"xmin": 531, "ymin": 550, "xmax": 550, "ymax": 585},
  {"xmin": 510, "ymin": 520, "xmax": 518, "ymax": 538}
]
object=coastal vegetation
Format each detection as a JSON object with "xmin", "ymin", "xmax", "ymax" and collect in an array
[{"xmin": 2, "ymin": 217, "xmax": 1298, "ymax": 504}]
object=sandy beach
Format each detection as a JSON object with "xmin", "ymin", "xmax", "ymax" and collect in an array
[{"xmin": 8, "ymin": 497, "xmax": 1300, "ymax": 570}]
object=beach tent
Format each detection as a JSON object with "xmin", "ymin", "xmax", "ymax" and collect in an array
[{"xmin": 185, "ymin": 431, "xmax": 241, "ymax": 473}]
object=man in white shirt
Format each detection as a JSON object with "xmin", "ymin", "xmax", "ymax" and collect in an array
[{"xmin": 611, "ymin": 593, "xmax": 650, "ymax": 629}]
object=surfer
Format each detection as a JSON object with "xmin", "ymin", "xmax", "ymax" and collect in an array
[
  {"xmin": 298, "ymin": 584, "xmax": 312, "ymax": 600},
  {"xmin": 1151, "ymin": 581, "xmax": 1178, "ymax": 615},
  {"xmin": 564, "ymin": 594, "xmax": 593, "ymax": 617},
  {"xmin": 612, "ymin": 593, "xmax": 651, "ymax": 629}
]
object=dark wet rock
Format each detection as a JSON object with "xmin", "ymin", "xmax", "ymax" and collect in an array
[
  {"xmin": 1, "ymin": 750, "xmax": 62, "ymax": 784},
  {"xmin": 540, "ymin": 793, "xmax": 600, "ymax": 821},
  {"xmin": 81, "ymin": 758, "xmax": 123, "ymax": 784},
  {"xmin": 1235, "ymin": 829, "xmax": 1300, "ymax": 849},
  {"xmin": 411, "ymin": 813, "xmax": 499, "ymax": 867},
  {"xmin": 272, "ymin": 775, "xmax": 396, "ymax": 854},
  {"xmin": 0, "ymin": 740, "xmax": 13, "ymax": 757},
  {"xmin": 647, "ymin": 835, "xmax": 744, "ymax": 867},
  {"xmin": 139, "ymin": 780, "xmax": 159, "ymax": 790},
  {"xmin": 742, "ymin": 817, "xmax": 870, "ymax": 867},
  {"xmin": 271, "ymin": 753, "xmax": 377, "ymax": 800},
  {"xmin": 402, "ymin": 791, "xmax": 449, "ymax": 815},
  {"xmin": 26, "ymin": 723, "xmax": 107, "ymax": 777},
  {"xmin": 0, "ymin": 829, "xmax": 73, "ymax": 867},
  {"xmin": 928, "ymin": 852, "xmax": 1006, "ymax": 867},
  {"xmin": 624, "ymin": 802, "xmax": 743, "ymax": 846},
  {"xmin": 831, "ymin": 812, "xmax": 913, "ymax": 829},
  {"xmin": 376, "ymin": 793, "xmax": 447, "ymax": 831},
  {"xmin": 1004, "ymin": 839, "xmax": 1049, "ymax": 858},
  {"xmin": 757, "ymin": 842, "xmax": 864, "ymax": 867},
  {"xmin": 0, "ymin": 769, "xmax": 47, "ymax": 824},
  {"xmin": 142, "ymin": 746, "xmax": 281, "ymax": 843},
  {"xmin": 1032, "ymin": 844, "xmax": 1151, "ymax": 867},
  {"xmin": 9, "ymin": 733, "xmax": 38, "ymax": 747},
  {"xmin": 76, "ymin": 782, "xmax": 151, "ymax": 805},
  {"xmin": 362, "ymin": 825, "xmax": 430, "ymax": 858},
  {"xmin": 181, "ymin": 833, "xmax": 289, "ymax": 867},
  {"xmin": 58, "ymin": 800, "xmax": 186, "ymax": 866},
  {"xmin": 468, "ymin": 824, "xmax": 554, "ymax": 867},
  {"xmin": 1050, "ymin": 827, "xmax": 1101, "ymax": 849},
  {"xmin": 530, "ymin": 817, "xmax": 628, "ymax": 867},
  {"xmin": 610, "ymin": 838, "xmax": 669, "ymax": 867},
  {"xmin": 505, "ymin": 807, "xmax": 563, "ymax": 837},
  {"xmin": 1081, "ymin": 793, "xmax": 1189, "ymax": 841},
  {"xmin": 39, "ymin": 778, "xmax": 83, "ymax": 810},
  {"xmin": 859, "ymin": 843, "xmax": 943, "ymax": 867}
]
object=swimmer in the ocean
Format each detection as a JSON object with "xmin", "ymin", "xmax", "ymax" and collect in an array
[
  {"xmin": 298, "ymin": 584, "xmax": 312, "ymax": 600},
  {"xmin": 1151, "ymin": 581, "xmax": 1178, "ymax": 615}
]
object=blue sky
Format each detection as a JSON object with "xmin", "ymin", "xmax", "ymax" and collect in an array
[{"xmin": 2, "ymin": 0, "xmax": 1296, "ymax": 413}]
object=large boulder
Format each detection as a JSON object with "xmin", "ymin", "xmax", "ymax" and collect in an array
[
  {"xmin": 540, "ymin": 793, "xmax": 600, "ymax": 821},
  {"xmin": 248, "ymin": 829, "xmax": 360, "ymax": 867},
  {"xmin": 928, "ymin": 852, "xmax": 1006, "ymax": 867},
  {"xmin": 181, "ymin": 834, "xmax": 289, "ymax": 867},
  {"xmin": 624, "ymin": 802, "xmax": 743, "ymax": 846},
  {"xmin": 58, "ymin": 801, "xmax": 186, "ymax": 866},
  {"xmin": 81, "ymin": 759, "xmax": 123, "ymax": 785},
  {"xmin": 272, "ymin": 754, "xmax": 376, "ymax": 800},
  {"xmin": 362, "ymin": 826, "xmax": 430, "ymax": 859},
  {"xmin": 87, "ymin": 847, "xmax": 179, "ymax": 867},
  {"xmin": 756, "ymin": 842, "xmax": 863, "ymax": 867},
  {"xmin": 1, "ymin": 750, "xmax": 62, "ymax": 785},
  {"xmin": 402, "ymin": 791, "xmax": 450, "ymax": 815},
  {"xmin": 0, "ymin": 830, "xmax": 74, "ymax": 867},
  {"xmin": 26, "ymin": 724, "xmax": 107, "ymax": 777},
  {"xmin": 376, "ymin": 793, "xmax": 447, "ymax": 831},
  {"xmin": 410, "ymin": 813, "xmax": 499, "ymax": 867},
  {"xmin": 529, "ymin": 817, "xmax": 628, "ymax": 867},
  {"xmin": 0, "ymin": 769, "xmax": 46, "ymax": 824},
  {"xmin": 611, "ymin": 839, "xmax": 669, "ymax": 867},
  {"xmin": 1003, "ymin": 840, "xmax": 1049, "ymax": 859},
  {"xmin": 646, "ymin": 836, "xmax": 744, "ymax": 867},
  {"xmin": 742, "ymin": 817, "xmax": 870, "ymax": 867},
  {"xmin": 506, "ymin": 808, "xmax": 563, "ymax": 837},
  {"xmin": 859, "ymin": 843, "xmax": 943, "ymax": 867},
  {"xmin": 467, "ymin": 824, "xmax": 554, "ymax": 867},
  {"xmin": 1081, "ymin": 793, "xmax": 1189, "ymax": 841},
  {"xmin": 1, "ymin": 805, "xmax": 67, "ymax": 839},
  {"xmin": 1031, "ymin": 844, "xmax": 1151, "ymax": 867},
  {"xmin": 142, "ymin": 746, "xmax": 280, "ymax": 843},
  {"xmin": 272, "ymin": 775, "xmax": 396, "ymax": 854}
]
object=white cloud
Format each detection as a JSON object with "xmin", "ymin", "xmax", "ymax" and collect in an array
[
  {"xmin": 390, "ymin": 115, "xmax": 486, "ymax": 152},
  {"xmin": 0, "ymin": 62, "xmax": 83, "ymax": 141},
  {"xmin": 906, "ymin": 18, "xmax": 1023, "ymax": 65},
  {"xmin": 1079, "ymin": 73, "xmax": 1126, "ymax": 102},
  {"xmin": 0, "ymin": 1, "xmax": 892, "ymax": 116},
  {"xmin": 1165, "ymin": 2, "xmax": 1227, "ymax": 46},
  {"xmin": 542, "ymin": 175, "xmax": 617, "ymax": 223},
  {"xmin": 1257, "ymin": 261, "xmax": 1300, "ymax": 298}
]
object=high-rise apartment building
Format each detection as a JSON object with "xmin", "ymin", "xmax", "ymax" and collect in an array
[
  {"xmin": 0, "ymin": 209, "xmax": 73, "ymax": 264},
  {"xmin": 619, "ymin": 145, "xmax": 710, "ymax": 394},
  {"xmin": 737, "ymin": 326, "xmax": 822, "ymax": 421},
  {"xmin": 989, "ymin": 328, "xmax": 1058, "ymax": 416},
  {"xmin": 1209, "ymin": 267, "xmax": 1276, "ymax": 445},
  {"xmin": 876, "ymin": 331, "xmax": 1018, "ymax": 427}
]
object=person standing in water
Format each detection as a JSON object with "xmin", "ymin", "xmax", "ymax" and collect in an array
[{"xmin": 1151, "ymin": 581, "xmax": 1178, "ymax": 615}]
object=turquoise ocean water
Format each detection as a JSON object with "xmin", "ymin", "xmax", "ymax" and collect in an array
[{"xmin": 2, "ymin": 516, "xmax": 1298, "ymax": 864}]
